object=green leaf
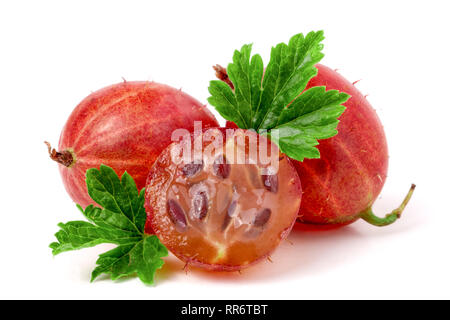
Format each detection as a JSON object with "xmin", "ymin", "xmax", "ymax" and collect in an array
[
  {"xmin": 50, "ymin": 165, "xmax": 168, "ymax": 285},
  {"xmin": 91, "ymin": 235, "xmax": 167, "ymax": 285},
  {"xmin": 207, "ymin": 80, "xmax": 246, "ymax": 128},
  {"xmin": 86, "ymin": 165, "xmax": 146, "ymax": 233},
  {"xmin": 227, "ymin": 44, "xmax": 264, "ymax": 128},
  {"xmin": 49, "ymin": 220, "xmax": 141, "ymax": 255},
  {"xmin": 208, "ymin": 45, "xmax": 264, "ymax": 130},
  {"xmin": 257, "ymin": 31, "xmax": 325, "ymax": 129},
  {"xmin": 208, "ymin": 31, "xmax": 350, "ymax": 162},
  {"xmin": 272, "ymin": 87, "xmax": 349, "ymax": 161}
]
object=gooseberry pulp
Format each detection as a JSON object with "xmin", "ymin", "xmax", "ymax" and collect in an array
[
  {"xmin": 46, "ymin": 81, "xmax": 218, "ymax": 209},
  {"xmin": 145, "ymin": 128, "xmax": 302, "ymax": 271}
]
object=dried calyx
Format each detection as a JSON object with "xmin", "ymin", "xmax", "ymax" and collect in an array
[{"xmin": 44, "ymin": 142, "xmax": 74, "ymax": 167}]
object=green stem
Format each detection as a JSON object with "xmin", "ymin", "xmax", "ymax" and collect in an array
[{"xmin": 360, "ymin": 184, "xmax": 416, "ymax": 227}]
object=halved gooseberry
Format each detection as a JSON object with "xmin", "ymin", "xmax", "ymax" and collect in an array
[{"xmin": 145, "ymin": 128, "xmax": 302, "ymax": 271}]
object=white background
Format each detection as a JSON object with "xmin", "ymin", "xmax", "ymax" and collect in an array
[{"xmin": 1, "ymin": 0, "xmax": 449, "ymax": 299}]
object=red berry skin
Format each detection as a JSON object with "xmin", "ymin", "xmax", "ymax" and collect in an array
[
  {"xmin": 293, "ymin": 64, "xmax": 388, "ymax": 226},
  {"xmin": 225, "ymin": 120, "xmax": 238, "ymax": 129},
  {"xmin": 56, "ymin": 81, "xmax": 219, "ymax": 212}
]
